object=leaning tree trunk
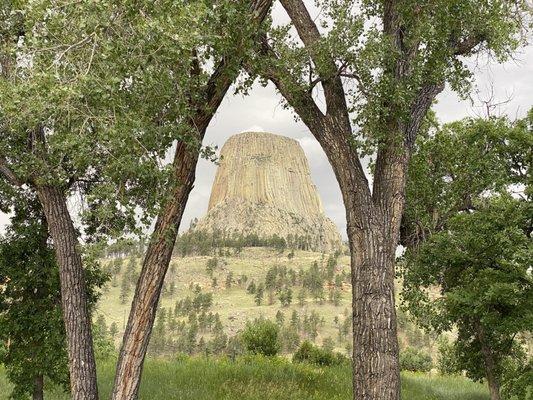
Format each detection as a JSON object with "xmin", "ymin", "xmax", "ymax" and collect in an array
[
  {"xmin": 111, "ymin": 141, "xmax": 199, "ymax": 400},
  {"xmin": 36, "ymin": 185, "xmax": 99, "ymax": 400},
  {"xmin": 111, "ymin": 4, "xmax": 272, "ymax": 396}
]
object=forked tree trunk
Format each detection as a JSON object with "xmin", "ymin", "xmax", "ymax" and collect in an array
[
  {"xmin": 36, "ymin": 185, "xmax": 99, "ymax": 400},
  {"xmin": 302, "ymin": 117, "xmax": 402, "ymax": 399},
  {"xmin": 33, "ymin": 375, "xmax": 44, "ymax": 400},
  {"xmin": 111, "ymin": 141, "xmax": 199, "ymax": 400},
  {"xmin": 260, "ymin": 0, "xmax": 444, "ymax": 391}
]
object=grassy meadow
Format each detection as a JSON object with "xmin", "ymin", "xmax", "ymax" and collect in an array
[
  {"xmin": 98, "ymin": 247, "xmax": 355, "ymax": 348},
  {"xmin": 0, "ymin": 356, "xmax": 489, "ymax": 400},
  {"xmin": 97, "ymin": 247, "xmax": 423, "ymax": 352}
]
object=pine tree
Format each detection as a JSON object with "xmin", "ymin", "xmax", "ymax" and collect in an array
[
  {"xmin": 96, "ymin": 315, "xmax": 108, "ymax": 337},
  {"xmin": 275, "ymin": 310, "xmax": 285, "ymax": 326},
  {"xmin": 279, "ymin": 288, "xmax": 293, "ymax": 307},
  {"xmin": 247, "ymin": 280, "xmax": 257, "ymax": 294},
  {"xmin": 109, "ymin": 323, "xmax": 119, "ymax": 341},
  {"xmin": 225, "ymin": 271, "xmax": 233, "ymax": 289},
  {"xmin": 297, "ymin": 289, "xmax": 306, "ymax": 307},
  {"xmin": 255, "ymin": 284, "xmax": 264, "ymax": 306},
  {"xmin": 119, "ymin": 275, "xmax": 131, "ymax": 305}
]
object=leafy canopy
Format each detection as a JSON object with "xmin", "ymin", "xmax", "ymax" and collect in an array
[{"xmin": 0, "ymin": 0, "xmax": 261, "ymax": 238}]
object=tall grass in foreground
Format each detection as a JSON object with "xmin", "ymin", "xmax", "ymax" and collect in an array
[{"xmin": 0, "ymin": 356, "xmax": 489, "ymax": 400}]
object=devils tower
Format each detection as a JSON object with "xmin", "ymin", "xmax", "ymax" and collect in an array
[{"xmin": 194, "ymin": 132, "xmax": 342, "ymax": 251}]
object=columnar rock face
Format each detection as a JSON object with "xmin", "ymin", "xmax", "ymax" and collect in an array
[{"xmin": 194, "ymin": 132, "xmax": 342, "ymax": 251}]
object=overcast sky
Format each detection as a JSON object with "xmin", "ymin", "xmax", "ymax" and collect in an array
[
  {"xmin": 180, "ymin": 45, "xmax": 533, "ymax": 239},
  {"xmin": 1, "ymin": 12, "xmax": 532, "ymax": 238}
]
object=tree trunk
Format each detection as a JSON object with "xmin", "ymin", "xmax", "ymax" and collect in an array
[
  {"xmin": 111, "ymin": 141, "xmax": 198, "ymax": 400},
  {"xmin": 36, "ymin": 185, "xmax": 99, "ymax": 400},
  {"xmin": 349, "ymin": 219, "xmax": 401, "ymax": 400},
  {"xmin": 476, "ymin": 323, "xmax": 502, "ymax": 400},
  {"xmin": 32, "ymin": 375, "xmax": 44, "ymax": 400},
  {"xmin": 320, "ymin": 122, "xmax": 402, "ymax": 400},
  {"xmin": 111, "ymin": 4, "xmax": 272, "ymax": 396}
]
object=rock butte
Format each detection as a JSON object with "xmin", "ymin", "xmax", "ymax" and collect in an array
[{"xmin": 194, "ymin": 132, "xmax": 342, "ymax": 251}]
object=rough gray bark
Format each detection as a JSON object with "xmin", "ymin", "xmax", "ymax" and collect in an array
[
  {"xmin": 111, "ymin": 139, "xmax": 199, "ymax": 400},
  {"xmin": 36, "ymin": 185, "xmax": 98, "ymax": 400},
  {"xmin": 111, "ymin": 2, "xmax": 273, "ymax": 398},
  {"xmin": 320, "ymin": 122, "xmax": 403, "ymax": 400}
]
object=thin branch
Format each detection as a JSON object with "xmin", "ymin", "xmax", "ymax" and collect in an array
[
  {"xmin": 193, "ymin": 0, "xmax": 273, "ymax": 133},
  {"xmin": 333, "ymin": 60, "xmax": 370, "ymax": 98},
  {"xmin": 251, "ymin": 35, "xmax": 325, "ymax": 129},
  {"xmin": 280, "ymin": 0, "xmax": 349, "ymax": 118},
  {"xmin": 307, "ymin": 76, "xmax": 322, "ymax": 93}
]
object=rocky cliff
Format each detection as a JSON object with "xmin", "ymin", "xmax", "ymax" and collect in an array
[{"xmin": 194, "ymin": 132, "xmax": 342, "ymax": 251}]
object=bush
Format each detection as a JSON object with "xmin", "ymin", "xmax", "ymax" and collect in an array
[
  {"xmin": 501, "ymin": 353, "xmax": 533, "ymax": 400},
  {"xmin": 436, "ymin": 338, "xmax": 460, "ymax": 375},
  {"xmin": 400, "ymin": 347, "xmax": 433, "ymax": 372},
  {"xmin": 241, "ymin": 319, "xmax": 281, "ymax": 356},
  {"xmin": 292, "ymin": 340, "xmax": 349, "ymax": 366}
]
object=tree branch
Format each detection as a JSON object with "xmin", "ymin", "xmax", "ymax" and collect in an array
[
  {"xmin": 454, "ymin": 34, "xmax": 485, "ymax": 56},
  {"xmin": 192, "ymin": 0, "xmax": 274, "ymax": 135},
  {"xmin": 252, "ymin": 35, "xmax": 325, "ymax": 130},
  {"xmin": 405, "ymin": 82, "xmax": 445, "ymax": 148},
  {"xmin": 279, "ymin": 0, "xmax": 349, "ymax": 119},
  {"xmin": 0, "ymin": 156, "xmax": 22, "ymax": 186}
]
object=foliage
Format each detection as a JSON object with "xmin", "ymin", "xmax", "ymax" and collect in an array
[
  {"xmin": 402, "ymin": 113, "xmax": 532, "ymax": 396},
  {"xmin": 403, "ymin": 196, "xmax": 532, "ymax": 385},
  {"xmin": 293, "ymin": 340, "xmax": 349, "ymax": 367},
  {"xmin": 399, "ymin": 347, "xmax": 433, "ymax": 373},
  {"xmin": 92, "ymin": 322, "xmax": 115, "ymax": 361},
  {"xmin": 501, "ymin": 358, "xmax": 533, "ymax": 400},
  {"xmin": 248, "ymin": 0, "xmax": 530, "ymax": 156},
  {"xmin": 0, "ymin": 356, "xmax": 493, "ymax": 400},
  {"xmin": 241, "ymin": 318, "xmax": 281, "ymax": 357},
  {"xmin": 0, "ymin": 0, "xmax": 267, "ymax": 234},
  {"xmin": 0, "ymin": 204, "xmax": 106, "ymax": 399},
  {"xmin": 174, "ymin": 230, "xmax": 301, "ymax": 257},
  {"xmin": 437, "ymin": 338, "xmax": 461, "ymax": 376},
  {"xmin": 402, "ymin": 112, "xmax": 532, "ymax": 248}
]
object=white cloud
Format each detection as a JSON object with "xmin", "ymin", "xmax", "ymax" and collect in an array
[{"xmin": 240, "ymin": 125, "xmax": 266, "ymax": 133}]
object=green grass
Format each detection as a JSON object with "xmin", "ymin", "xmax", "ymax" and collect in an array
[{"xmin": 0, "ymin": 356, "xmax": 489, "ymax": 400}]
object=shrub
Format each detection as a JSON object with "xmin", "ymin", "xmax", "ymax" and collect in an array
[
  {"xmin": 293, "ymin": 340, "xmax": 349, "ymax": 366},
  {"xmin": 399, "ymin": 347, "xmax": 433, "ymax": 372},
  {"xmin": 501, "ymin": 358, "xmax": 533, "ymax": 400},
  {"xmin": 241, "ymin": 319, "xmax": 281, "ymax": 356},
  {"xmin": 436, "ymin": 338, "xmax": 460, "ymax": 375}
]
